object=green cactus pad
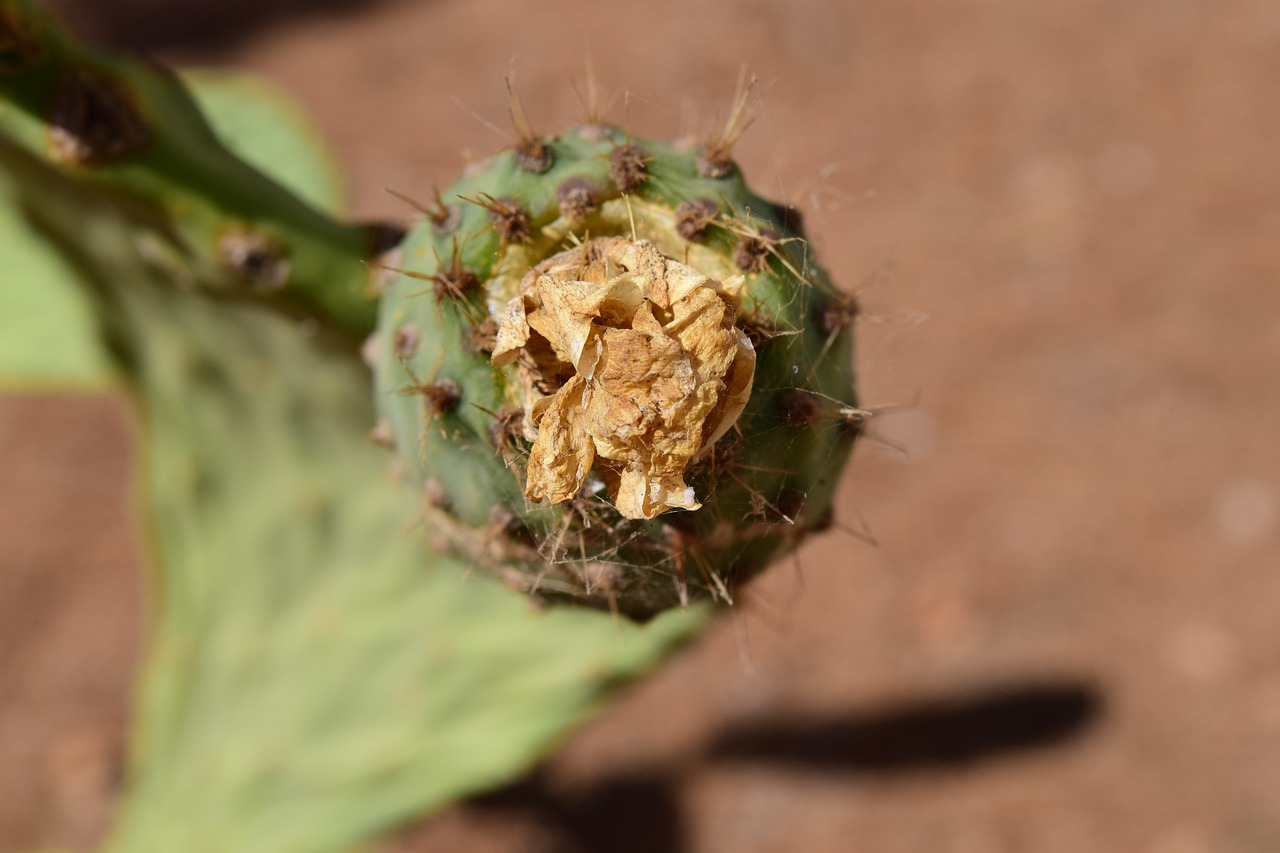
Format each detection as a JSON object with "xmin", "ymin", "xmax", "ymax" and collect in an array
[{"xmin": 375, "ymin": 126, "xmax": 860, "ymax": 619}]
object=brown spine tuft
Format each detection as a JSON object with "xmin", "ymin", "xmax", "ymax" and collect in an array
[
  {"xmin": 697, "ymin": 69, "xmax": 760, "ymax": 178},
  {"xmin": 464, "ymin": 316, "xmax": 498, "ymax": 355},
  {"xmin": 675, "ymin": 198, "xmax": 720, "ymax": 241},
  {"xmin": 516, "ymin": 139, "xmax": 554, "ymax": 174},
  {"xmin": 398, "ymin": 364, "xmax": 463, "ymax": 416},
  {"xmin": 609, "ymin": 144, "xmax": 649, "ymax": 193},
  {"xmin": 464, "ymin": 193, "xmax": 532, "ymax": 244},
  {"xmin": 431, "ymin": 239, "xmax": 480, "ymax": 304},
  {"xmin": 48, "ymin": 68, "xmax": 150, "ymax": 166},
  {"xmin": 734, "ymin": 232, "xmax": 775, "ymax": 273},
  {"xmin": 814, "ymin": 292, "xmax": 860, "ymax": 336},
  {"xmin": 555, "ymin": 176, "xmax": 599, "ymax": 222},
  {"xmin": 388, "ymin": 187, "xmax": 461, "ymax": 235},
  {"xmin": 216, "ymin": 224, "xmax": 290, "ymax": 290},
  {"xmin": 421, "ymin": 378, "xmax": 462, "ymax": 415},
  {"xmin": 489, "ymin": 405, "xmax": 526, "ymax": 464},
  {"xmin": 506, "ymin": 76, "xmax": 554, "ymax": 173}
]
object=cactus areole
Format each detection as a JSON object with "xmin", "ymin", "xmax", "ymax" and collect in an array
[{"xmin": 373, "ymin": 125, "xmax": 860, "ymax": 619}]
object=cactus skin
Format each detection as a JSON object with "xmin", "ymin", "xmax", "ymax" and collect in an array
[{"xmin": 375, "ymin": 126, "xmax": 860, "ymax": 620}]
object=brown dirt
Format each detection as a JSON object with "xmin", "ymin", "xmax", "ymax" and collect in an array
[{"xmin": 5, "ymin": 1, "xmax": 1280, "ymax": 851}]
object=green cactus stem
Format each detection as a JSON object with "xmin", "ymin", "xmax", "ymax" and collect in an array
[{"xmin": 0, "ymin": 0, "xmax": 391, "ymax": 341}]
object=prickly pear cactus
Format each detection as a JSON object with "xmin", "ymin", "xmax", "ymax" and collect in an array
[
  {"xmin": 374, "ymin": 117, "xmax": 861, "ymax": 619},
  {"xmin": 0, "ymin": 1, "xmax": 864, "ymax": 848}
]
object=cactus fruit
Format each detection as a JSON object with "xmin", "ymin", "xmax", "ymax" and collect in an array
[
  {"xmin": 1, "ymin": 0, "xmax": 862, "ymax": 621},
  {"xmin": 374, "ymin": 108, "xmax": 862, "ymax": 620}
]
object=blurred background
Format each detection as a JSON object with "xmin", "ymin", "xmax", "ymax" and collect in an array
[{"xmin": 3, "ymin": 0, "xmax": 1279, "ymax": 850}]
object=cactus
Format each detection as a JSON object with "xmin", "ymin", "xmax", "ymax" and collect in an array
[
  {"xmin": 0, "ymin": 3, "xmax": 861, "ymax": 851},
  {"xmin": 373, "ymin": 86, "xmax": 861, "ymax": 619}
]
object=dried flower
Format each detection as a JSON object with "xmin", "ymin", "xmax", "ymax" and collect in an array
[{"xmin": 493, "ymin": 238, "xmax": 755, "ymax": 519}]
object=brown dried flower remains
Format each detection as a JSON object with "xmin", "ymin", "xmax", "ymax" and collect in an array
[{"xmin": 492, "ymin": 238, "xmax": 756, "ymax": 520}]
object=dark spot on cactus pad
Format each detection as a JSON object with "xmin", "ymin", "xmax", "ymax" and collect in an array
[
  {"xmin": 661, "ymin": 510, "xmax": 699, "ymax": 535},
  {"xmin": 815, "ymin": 292, "xmax": 860, "ymax": 336},
  {"xmin": 776, "ymin": 486, "xmax": 807, "ymax": 523},
  {"xmin": 675, "ymin": 198, "xmax": 720, "ymax": 241},
  {"xmin": 423, "ymin": 478, "xmax": 452, "ymax": 511},
  {"xmin": 776, "ymin": 203, "xmax": 806, "ymax": 234},
  {"xmin": 736, "ymin": 310, "xmax": 777, "ymax": 349},
  {"xmin": 779, "ymin": 390, "xmax": 822, "ymax": 427},
  {"xmin": 369, "ymin": 419, "xmax": 395, "ymax": 448},
  {"xmin": 706, "ymin": 436, "xmax": 739, "ymax": 478},
  {"xmin": 362, "ymin": 222, "xmax": 408, "ymax": 295},
  {"xmin": 364, "ymin": 222, "xmax": 407, "ymax": 258},
  {"xmin": 464, "ymin": 316, "xmax": 498, "ymax": 355},
  {"xmin": 556, "ymin": 176, "xmax": 599, "ymax": 222},
  {"xmin": 216, "ymin": 224, "xmax": 290, "ymax": 290},
  {"xmin": 810, "ymin": 503, "xmax": 836, "ymax": 532},
  {"xmin": 392, "ymin": 322, "xmax": 421, "ymax": 358},
  {"xmin": 48, "ymin": 69, "xmax": 150, "ymax": 166},
  {"xmin": 609, "ymin": 144, "xmax": 649, "ymax": 193},
  {"xmin": 465, "ymin": 194, "xmax": 532, "ymax": 244},
  {"xmin": 734, "ymin": 231, "xmax": 777, "ymax": 273}
]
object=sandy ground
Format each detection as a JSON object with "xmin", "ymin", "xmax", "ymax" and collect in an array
[{"xmin": 4, "ymin": 0, "xmax": 1280, "ymax": 851}]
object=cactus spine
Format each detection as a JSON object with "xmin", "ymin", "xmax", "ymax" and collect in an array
[{"xmin": 374, "ymin": 108, "xmax": 861, "ymax": 620}]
